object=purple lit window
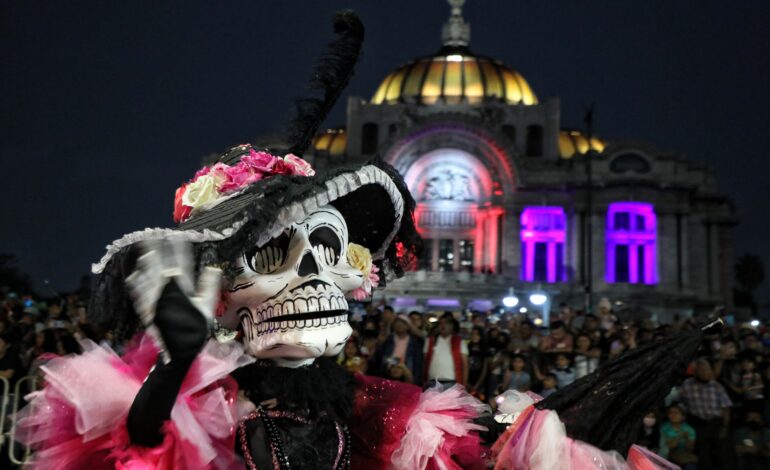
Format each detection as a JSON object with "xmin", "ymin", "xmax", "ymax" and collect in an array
[
  {"xmin": 520, "ymin": 207, "xmax": 567, "ymax": 282},
  {"xmin": 605, "ymin": 202, "xmax": 657, "ymax": 284}
]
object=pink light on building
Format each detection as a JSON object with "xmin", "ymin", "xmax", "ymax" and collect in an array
[
  {"xmin": 605, "ymin": 202, "xmax": 658, "ymax": 284},
  {"xmin": 520, "ymin": 207, "xmax": 567, "ymax": 282}
]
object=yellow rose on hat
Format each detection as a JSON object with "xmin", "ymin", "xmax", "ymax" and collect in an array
[{"xmin": 346, "ymin": 243, "xmax": 372, "ymax": 276}]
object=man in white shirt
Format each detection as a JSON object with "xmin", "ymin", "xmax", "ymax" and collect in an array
[{"xmin": 423, "ymin": 313, "xmax": 469, "ymax": 388}]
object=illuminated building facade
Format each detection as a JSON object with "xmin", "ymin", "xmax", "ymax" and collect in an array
[{"xmin": 309, "ymin": 2, "xmax": 735, "ymax": 320}]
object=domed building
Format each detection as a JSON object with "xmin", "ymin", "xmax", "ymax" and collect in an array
[{"xmin": 309, "ymin": 1, "xmax": 735, "ymax": 321}]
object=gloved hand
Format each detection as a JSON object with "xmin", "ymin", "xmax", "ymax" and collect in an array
[
  {"xmin": 125, "ymin": 240, "xmax": 222, "ymax": 447},
  {"xmin": 126, "ymin": 240, "xmax": 221, "ymax": 362}
]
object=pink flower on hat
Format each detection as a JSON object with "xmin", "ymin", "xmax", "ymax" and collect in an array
[
  {"xmin": 284, "ymin": 154, "xmax": 316, "ymax": 177},
  {"xmin": 173, "ymin": 148, "xmax": 316, "ymax": 224},
  {"xmin": 242, "ymin": 149, "xmax": 279, "ymax": 172}
]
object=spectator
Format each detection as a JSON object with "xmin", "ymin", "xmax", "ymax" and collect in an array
[
  {"xmin": 659, "ymin": 404, "xmax": 697, "ymax": 469},
  {"xmin": 734, "ymin": 411, "xmax": 770, "ymax": 470},
  {"xmin": 408, "ymin": 311, "xmax": 428, "ymax": 339},
  {"xmin": 359, "ymin": 319, "xmax": 379, "ymax": 356},
  {"xmin": 23, "ymin": 329, "xmax": 57, "ymax": 368},
  {"xmin": 539, "ymin": 321, "xmax": 573, "ymax": 354},
  {"xmin": 539, "ymin": 373, "xmax": 558, "ymax": 398},
  {"xmin": 679, "ymin": 358, "xmax": 733, "ymax": 470},
  {"xmin": 552, "ymin": 353, "xmax": 576, "ymax": 388},
  {"xmin": 337, "ymin": 339, "xmax": 367, "ymax": 374},
  {"xmin": 485, "ymin": 332, "xmax": 510, "ymax": 401},
  {"xmin": 609, "ymin": 327, "xmax": 638, "ymax": 358},
  {"xmin": 739, "ymin": 353, "xmax": 765, "ymax": 413},
  {"xmin": 467, "ymin": 326, "xmax": 489, "ymax": 397},
  {"xmin": 424, "ymin": 313, "xmax": 468, "ymax": 388},
  {"xmin": 510, "ymin": 319, "xmax": 540, "ymax": 352},
  {"xmin": 501, "ymin": 353, "xmax": 531, "ymax": 392},
  {"xmin": 387, "ymin": 362, "xmax": 413, "ymax": 383},
  {"xmin": 596, "ymin": 297, "xmax": 617, "ymax": 331},
  {"xmin": 0, "ymin": 332, "xmax": 22, "ymax": 387},
  {"xmin": 373, "ymin": 314, "xmax": 423, "ymax": 383},
  {"xmin": 636, "ymin": 411, "xmax": 661, "ymax": 453},
  {"xmin": 718, "ymin": 339, "xmax": 743, "ymax": 400},
  {"xmin": 376, "ymin": 305, "xmax": 396, "ymax": 344},
  {"xmin": 581, "ymin": 313, "xmax": 603, "ymax": 347},
  {"xmin": 574, "ymin": 333, "xmax": 601, "ymax": 379}
]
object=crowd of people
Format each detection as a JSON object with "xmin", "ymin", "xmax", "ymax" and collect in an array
[
  {"xmin": 1, "ymin": 287, "xmax": 769, "ymax": 469},
  {"xmin": 342, "ymin": 301, "xmax": 770, "ymax": 470}
]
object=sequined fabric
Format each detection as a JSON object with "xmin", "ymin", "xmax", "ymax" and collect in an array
[{"xmin": 349, "ymin": 375, "xmax": 423, "ymax": 469}]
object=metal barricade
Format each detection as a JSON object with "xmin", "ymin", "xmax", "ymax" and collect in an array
[
  {"xmin": 7, "ymin": 375, "xmax": 36, "ymax": 466},
  {"xmin": 0, "ymin": 376, "xmax": 8, "ymax": 447}
]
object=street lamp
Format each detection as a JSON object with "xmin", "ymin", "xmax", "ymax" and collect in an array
[
  {"xmin": 529, "ymin": 293, "xmax": 548, "ymax": 306},
  {"xmin": 502, "ymin": 295, "xmax": 519, "ymax": 308}
]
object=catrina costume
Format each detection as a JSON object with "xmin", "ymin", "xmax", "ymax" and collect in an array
[{"xmin": 17, "ymin": 10, "xmax": 712, "ymax": 470}]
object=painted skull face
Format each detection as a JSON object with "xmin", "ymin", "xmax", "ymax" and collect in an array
[{"xmin": 227, "ymin": 206, "xmax": 364, "ymax": 366}]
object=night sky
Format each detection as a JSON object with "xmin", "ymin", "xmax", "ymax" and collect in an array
[{"xmin": 2, "ymin": 1, "xmax": 769, "ymax": 307}]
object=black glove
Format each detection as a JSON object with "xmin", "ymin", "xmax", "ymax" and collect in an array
[{"xmin": 127, "ymin": 279, "xmax": 209, "ymax": 447}]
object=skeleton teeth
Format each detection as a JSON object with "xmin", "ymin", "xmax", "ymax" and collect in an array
[
  {"xmin": 308, "ymin": 297, "xmax": 319, "ymax": 312},
  {"xmin": 284, "ymin": 301, "xmax": 295, "ymax": 315},
  {"xmin": 297, "ymin": 319, "xmax": 305, "ymax": 328},
  {"xmin": 312, "ymin": 318, "xmax": 320, "ymax": 327},
  {"xmin": 267, "ymin": 306, "xmax": 273, "ymax": 320},
  {"xmin": 319, "ymin": 297, "xmax": 330, "ymax": 311},
  {"xmin": 288, "ymin": 320, "xmax": 295, "ymax": 329},
  {"xmin": 295, "ymin": 299, "xmax": 308, "ymax": 313},
  {"xmin": 280, "ymin": 320, "xmax": 288, "ymax": 329},
  {"xmin": 273, "ymin": 303, "xmax": 282, "ymax": 317},
  {"xmin": 330, "ymin": 297, "xmax": 339, "ymax": 310}
]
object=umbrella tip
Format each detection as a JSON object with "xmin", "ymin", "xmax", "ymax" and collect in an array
[{"xmin": 702, "ymin": 317, "xmax": 724, "ymax": 332}]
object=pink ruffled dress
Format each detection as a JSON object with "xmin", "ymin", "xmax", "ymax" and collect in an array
[
  {"xmin": 491, "ymin": 391, "xmax": 680, "ymax": 470},
  {"xmin": 16, "ymin": 337, "xmax": 254, "ymax": 470},
  {"xmin": 16, "ymin": 338, "xmax": 489, "ymax": 470}
]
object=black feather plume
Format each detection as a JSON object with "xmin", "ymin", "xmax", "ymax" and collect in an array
[
  {"xmin": 536, "ymin": 328, "xmax": 705, "ymax": 455},
  {"xmin": 286, "ymin": 11, "xmax": 364, "ymax": 157}
]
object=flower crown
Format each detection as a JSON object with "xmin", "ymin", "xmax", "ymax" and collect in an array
[{"xmin": 173, "ymin": 148, "xmax": 315, "ymax": 223}]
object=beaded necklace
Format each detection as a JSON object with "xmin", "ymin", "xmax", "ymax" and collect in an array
[{"xmin": 238, "ymin": 406, "xmax": 350, "ymax": 470}]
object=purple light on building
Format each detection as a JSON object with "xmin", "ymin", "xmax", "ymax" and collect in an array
[
  {"xmin": 605, "ymin": 202, "xmax": 658, "ymax": 284},
  {"xmin": 520, "ymin": 207, "xmax": 566, "ymax": 283}
]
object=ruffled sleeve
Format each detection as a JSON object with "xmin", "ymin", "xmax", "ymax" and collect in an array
[
  {"xmin": 16, "ymin": 336, "xmax": 254, "ymax": 470},
  {"xmin": 350, "ymin": 375, "xmax": 488, "ymax": 470}
]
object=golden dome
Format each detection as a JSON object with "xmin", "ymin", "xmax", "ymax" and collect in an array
[
  {"xmin": 371, "ymin": 47, "xmax": 538, "ymax": 106},
  {"xmin": 559, "ymin": 129, "xmax": 607, "ymax": 159},
  {"xmin": 312, "ymin": 128, "xmax": 347, "ymax": 157}
]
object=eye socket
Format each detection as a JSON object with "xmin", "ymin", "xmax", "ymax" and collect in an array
[
  {"xmin": 245, "ymin": 232, "xmax": 290, "ymax": 274},
  {"xmin": 310, "ymin": 226, "xmax": 341, "ymax": 266}
]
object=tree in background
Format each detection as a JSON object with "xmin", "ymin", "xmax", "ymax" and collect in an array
[
  {"xmin": 0, "ymin": 253, "xmax": 34, "ymax": 295},
  {"xmin": 734, "ymin": 253, "xmax": 765, "ymax": 314}
]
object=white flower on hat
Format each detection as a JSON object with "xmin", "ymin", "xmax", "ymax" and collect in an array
[{"xmin": 182, "ymin": 174, "xmax": 221, "ymax": 210}]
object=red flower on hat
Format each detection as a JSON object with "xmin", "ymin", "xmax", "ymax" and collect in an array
[{"xmin": 173, "ymin": 183, "xmax": 192, "ymax": 223}]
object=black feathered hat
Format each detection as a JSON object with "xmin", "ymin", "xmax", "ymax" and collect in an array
[{"xmin": 90, "ymin": 12, "xmax": 421, "ymax": 332}]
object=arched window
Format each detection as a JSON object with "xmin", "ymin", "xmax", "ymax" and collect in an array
[
  {"xmin": 520, "ymin": 207, "xmax": 567, "ymax": 282},
  {"xmin": 526, "ymin": 125, "xmax": 543, "ymax": 157},
  {"xmin": 361, "ymin": 123, "xmax": 379, "ymax": 155},
  {"xmin": 605, "ymin": 202, "xmax": 657, "ymax": 284},
  {"xmin": 610, "ymin": 153, "xmax": 651, "ymax": 174}
]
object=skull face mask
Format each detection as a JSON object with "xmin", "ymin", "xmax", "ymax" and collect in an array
[{"xmin": 227, "ymin": 205, "xmax": 363, "ymax": 365}]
